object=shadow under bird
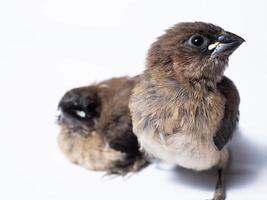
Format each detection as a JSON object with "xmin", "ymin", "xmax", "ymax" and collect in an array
[
  {"xmin": 57, "ymin": 77, "xmax": 148, "ymax": 175},
  {"xmin": 129, "ymin": 22, "xmax": 244, "ymax": 200}
]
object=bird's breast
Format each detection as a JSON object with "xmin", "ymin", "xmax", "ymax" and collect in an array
[
  {"xmin": 137, "ymin": 128, "xmax": 223, "ymax": 170},
  {"xmin": 131, "ymin": 86, "xmax": 226, "ymax": 171}
]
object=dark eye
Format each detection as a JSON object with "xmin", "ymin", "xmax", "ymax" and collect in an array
[
  {"xmin": 191, "ymin": 35, "xmax": 204, "ymax": 46},
  {"xmin": 188, "ymin": 35, "xmax": 209, "ymax": 49}
]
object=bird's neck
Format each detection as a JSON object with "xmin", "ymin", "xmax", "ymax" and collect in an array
[{"xmin": 146, "ymin": 67, "xmax": 220, "ymax": 93}]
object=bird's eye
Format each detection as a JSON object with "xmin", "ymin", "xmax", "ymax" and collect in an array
[
  {"xmin": 191, "ymin": 36, "xmax": 204, "ymax": 46},
  {"xmin": 188, "ymin": 35, "xmax": 209, "ymax": 49}
]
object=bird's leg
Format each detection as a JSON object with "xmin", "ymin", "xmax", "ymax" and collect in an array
[{"xmin": 212, "ymin": 168, "xmax": 226, "ymax": 200}]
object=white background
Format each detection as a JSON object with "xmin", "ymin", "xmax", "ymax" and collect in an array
[{"xmin": 0, "ymin": 0, "xmax": 267, "ymax": 199}]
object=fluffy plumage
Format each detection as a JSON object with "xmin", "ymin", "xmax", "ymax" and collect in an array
[
  {"xmin": 57, "ymin": 77, "xmax": 148, "ymax": 175},
  {"xmin": 129, "ymin": 22, "xmax": 244, "ymax": 199}
]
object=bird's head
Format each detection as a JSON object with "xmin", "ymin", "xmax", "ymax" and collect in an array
[
  {"xmin": 56, "ymin": 86, "xmax": 101, "ymax": 137},
  {"xmin": 147, "ymin": 22, "xmax": 245, "ymax": 83}
]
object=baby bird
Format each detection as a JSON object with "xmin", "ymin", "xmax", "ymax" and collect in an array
[
  {"xmin": 57, "ymin": 77, "xmax": 148, "ymax": 175},
  {"xmin": 129, "ymin": 22, "xmax": 244, "ymax": 199}
]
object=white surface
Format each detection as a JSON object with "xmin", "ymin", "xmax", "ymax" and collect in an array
[{"xmin": 0, "ymin": 0, "xmax": 267, "ymax": 199}]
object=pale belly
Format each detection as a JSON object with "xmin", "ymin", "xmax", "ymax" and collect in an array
[{"xmin": 138, "ymin": 130, "xmax": 226, "ymax": 171}]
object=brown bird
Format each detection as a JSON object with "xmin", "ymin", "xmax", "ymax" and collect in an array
[
  {"xmin": 129, "ymin": 22, "xmax": 244, "ymax": 200},
  {"xmin": 57, "ymin": 77, "xmax": 148, "ymax": 175}
]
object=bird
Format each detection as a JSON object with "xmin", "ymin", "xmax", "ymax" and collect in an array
[
  {"xmin": 129, "ymin": 22, "xmax": 244, "ymax": 200},
  {"xmin": 57, "ymin": 77, "xmax": 148, "ymax": 175}
]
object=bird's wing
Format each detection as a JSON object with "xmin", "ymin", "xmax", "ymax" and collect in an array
[
  {"xmin": 97, "ymin": 78, "xmax": 141, "ymax": 158},
  {"xmin": 213, "ymin": 76, "xmax": 240, "ymax": 150},
  {"xmin": 102, "ymin": 107, "xmax": 140, "ymax": 157}
]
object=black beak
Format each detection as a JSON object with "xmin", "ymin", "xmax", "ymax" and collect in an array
[{"xmin": 211, "ymin": 31, "xmax": 245, "ymax": 58}]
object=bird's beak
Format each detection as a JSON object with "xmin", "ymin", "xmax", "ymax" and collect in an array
[{"xmin": 209, "ymin": 31, "xmax": 245, "ymax": 58}]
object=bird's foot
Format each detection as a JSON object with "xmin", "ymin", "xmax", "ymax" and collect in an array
[{"xmin": 210, "ymin": 191, "xmax": 226, "ymax": 200}]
